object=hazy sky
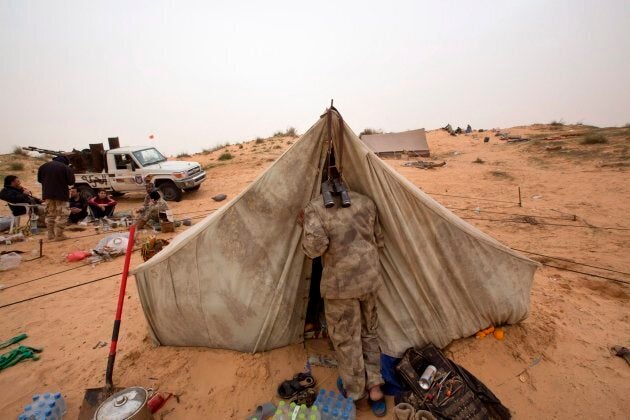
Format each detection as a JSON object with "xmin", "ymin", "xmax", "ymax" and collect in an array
[{"xmin": 1, "ymin": 1, "xmax": 629, "ymax": 156}]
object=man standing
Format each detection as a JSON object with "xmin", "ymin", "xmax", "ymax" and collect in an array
[
  {"xmin": 68, "ymin": 187, "xmax": 88, "ymax": 223},
  {"xmin": 0, "ymin": 175, "xmax": 46, "ymax": 227},
  {"xmin": 37, "ymin": 156, "xmax": 75, "ymax": 240},
  {"xmin": 299, "ymin": 184, "xmax": 387, "ymax": 417}
]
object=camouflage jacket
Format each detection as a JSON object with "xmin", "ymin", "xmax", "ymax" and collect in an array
[
  {"xmin": 302, "ymin": 191, "xmax": 384, "ymax": 299},
  {"xmin": 147, "ymin": 197, "xmax": 169, "ymax": 215}
]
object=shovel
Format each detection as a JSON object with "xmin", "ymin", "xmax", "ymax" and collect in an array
[{"xmin": 79, "ymin": 224, "xmax": 136, "ymax": 420}]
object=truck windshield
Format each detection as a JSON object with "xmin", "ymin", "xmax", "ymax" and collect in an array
[{"xmin": 132, "ymin": 148, "xmax": 167, "ymax": 166}]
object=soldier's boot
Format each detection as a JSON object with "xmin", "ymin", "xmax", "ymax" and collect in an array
[
  {"xmin": 54, "ymin": 225, "xmax": 68, "ymax": 241},
  {"xmin": 47, "ymin": 225, "xmax": 55, "ymax": 240}
]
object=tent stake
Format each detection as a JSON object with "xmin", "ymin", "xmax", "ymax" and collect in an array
[{"xmin": 518, "ymin": 187, "xmax": 522, "ymax": 207}]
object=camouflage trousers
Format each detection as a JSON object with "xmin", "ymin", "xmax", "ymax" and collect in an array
[
  {"xmin": 45, "ymin": 199, "xmax": 69, "ymax": 238},
  {"xmin": 136, "ymin": 208, "xmax": 159, "ymax": 229},
  {"xmin": 325, "ymin": 293, "xmax": 384, "ymax": 400}
]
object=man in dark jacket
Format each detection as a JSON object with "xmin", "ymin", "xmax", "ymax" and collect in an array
[
  {"xmin": 68, "ymin": 187, "xmax": 88, "ymax": 224},
  {"xmin": 37, "ymin": 156, "xmax": 75, "ymax": 240},
  {"xmin": 0, "ymin": 175, "xmax": 46, "ymax": 227}
]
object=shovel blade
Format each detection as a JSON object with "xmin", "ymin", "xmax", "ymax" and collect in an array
[{"xmin": 78, "ymin": 386, "xmax": 124, "ymax": 420}]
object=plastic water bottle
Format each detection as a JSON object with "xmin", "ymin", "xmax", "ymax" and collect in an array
[
  {"xmin": 310, "ymin": 405, "xmax": 321, "ymax": 420},
  {"xmin": 321, "ymin": 405, "xmax": 330, "ymax": 420},
  {"xmin": 334, "ymin": 401, "xmax": 342, "ymax": 412},
  {"xmin": 19, "ymin": 404, "xmax": 33, "ymax": 420},
  {"xmin": 54, "ymin": 393, "xmax": 66, "ymax": 416},
  {"xmin": 277, "ymin": 400, "xmax": 288, "ymax": 415},
  {"xmin": 331, "ymin": 408, "xmax": 340, "ymax": 419},
  {"xmin": 47, "ymin": 401, "xmax": 61, "ymax": 419},
  {"xmin": 272, "ymin": 409, "xmax": 287, "ymax": 420},
  {"xmin": 44, "ymin": 408, "xmax": 57, "ymax": 419}
]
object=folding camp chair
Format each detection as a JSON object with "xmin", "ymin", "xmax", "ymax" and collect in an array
[{"xmin": 5, "ymin": 203, "xmax": 39, "ymax": 235}]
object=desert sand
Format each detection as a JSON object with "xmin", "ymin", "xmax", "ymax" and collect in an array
[{"xmin": 0, "ymin": 123, "xmax": 628, "ymax": 419}]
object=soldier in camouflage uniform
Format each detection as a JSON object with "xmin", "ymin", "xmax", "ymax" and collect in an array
[
  {"xmin": 300, "ymin": 188, "xmax": 386, "ymax": 412},
  {"xmin": 136, "ymin": 190, "xmax": 169, "ymax": 229}
]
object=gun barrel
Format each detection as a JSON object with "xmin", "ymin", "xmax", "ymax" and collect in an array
[{"xmin": 22, "ymin": 146, "xmax": 66, "ymax": 156}]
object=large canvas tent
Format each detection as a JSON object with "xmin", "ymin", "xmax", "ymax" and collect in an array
[
  {"xmin": 133, "ymin": 107, "xmax": 538, "ymax": 357},
  {"xmin": 361, "ymin": 128, "xmax": 430, "ymax": 158}
]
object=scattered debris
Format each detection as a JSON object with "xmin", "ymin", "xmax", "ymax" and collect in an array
[
  {"xmin": 0, "ymin": 252, "xmax": 22, "ymax": 271},
  {"xmin": 506, "ymin": 136, "xmax": 531, "ymax": 143},
  {"xmin": 401, "ymin": 161, "xmax": 446, "ymax": 170},
  {"xmin": 88, "ymin": 233, "xmax": 130, "ymax": 264},
  {"xmin": 532, "ymin": 195, "xmax": 543, "ymax": 200},
  {"xmin": 141, "ymin": 236, "xmax": 170, "ymax": 262},
  {"xmin": 92, "ymin": 341, "xmax": 107, "ymax": 349},
  {"xmin": 484, "ymin": 137, "xmax": 490, "ymax": 143},
  {"xmin": 307, "ymin": 354, "xmax": 337, "ymax": 368},
  {"xmin": 545, "ymin": 145, "xmax": 562, "ymax": 151},
  {"xmin": 0, "ymin": 233, "xmax": 25, "ymax": 245},
  {"xmin": 512, "ymin": 216, "xmax": 540, "ymax": 225},
  {"xmin": 212, "ymin": 194, "xmax": 227, "ymax": 202},
  {"xmin": 611, "ymin": 345, "xmax": 630, "ymax": 366}
]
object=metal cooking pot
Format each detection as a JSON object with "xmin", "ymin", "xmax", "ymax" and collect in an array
[{"xmin": 94, "ymin": 387, "xmax": 153, "ymax": 420}]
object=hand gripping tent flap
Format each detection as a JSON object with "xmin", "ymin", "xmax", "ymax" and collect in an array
[{"xmin": 132, "ymin": 106, "xmax": 538, "ymax": 357}]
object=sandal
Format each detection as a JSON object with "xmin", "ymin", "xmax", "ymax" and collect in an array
[
  {"xmin": 292, "ymin": 388, "xmax": 317, "ymax": 406},
  {"xmin": 369, "ymin": 396, "xmax": 387, "ymax": 417},
  {"xmin": 277, "ymin": 372, "xmax": 316, "ymax": 399}
]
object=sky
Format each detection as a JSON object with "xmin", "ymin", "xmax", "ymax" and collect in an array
[{"xmin": 1, "ymin": 0, "xmax": 629, "ymax": 156}]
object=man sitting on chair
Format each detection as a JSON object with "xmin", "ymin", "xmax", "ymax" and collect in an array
[
  {"xmin": 0, "ymin": 175, "xmax": 46, "ymax": 227},
  {"xmin": 68, "ymin": 187, "xmax": 88, "ymax": 223},
  {"xmin": 88, "ymin": 190, "xmax": 117, "ymax": 219}
]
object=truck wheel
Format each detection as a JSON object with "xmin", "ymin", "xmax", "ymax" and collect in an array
[
  {"xmin": 158, "ymin": 181, "xmax": 183, "ymax": 202},
  {"xmin": 184, "ymin": 185, "xmax": 201, "ymax": 192},
  {"xmin": 76, "ymin": 184, "xmax": 95, "ymax": 200}
]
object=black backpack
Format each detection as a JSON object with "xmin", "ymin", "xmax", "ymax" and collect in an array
[{"xmin": 395, "ymin": 344, "xmax": 511, "ymax": 420}]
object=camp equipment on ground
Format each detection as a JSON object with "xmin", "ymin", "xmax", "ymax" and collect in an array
[
  {"xmin": 419, "ymin": 365, "xmax": 437, "ymax": 390},
  {"xmin": 0, "ymin": 345, "xmax": 42, "ymax": 370},
  {"xmin": 79, "ymin": 224, "xmax": 136, "ymax": 420},
  {"xmin": 0, "ymin": 332, "xmax": 27, "ymax": 349},
  {"xmin": 93, "ymin": 386, "xmax": 152, "ymax": 420},
  {"xmin": 395, "ymin": 344, "xmax": 510, "ymax": 419},
  {"xmin": 133, "ymin": 105, "xmax": 537, "ymax": 355}
]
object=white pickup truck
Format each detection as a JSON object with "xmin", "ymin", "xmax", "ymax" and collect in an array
[{"xmin": 26, "ymin": 144, "xmax": 206, "ymax": 202}]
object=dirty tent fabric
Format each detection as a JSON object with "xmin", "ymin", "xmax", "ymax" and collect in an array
[{"xmin": 133, "ymin": 109, "xmax": 538, "ymax": 357}]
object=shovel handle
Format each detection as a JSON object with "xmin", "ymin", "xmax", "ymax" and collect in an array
[{"xmin": 105, "ymin": 224, "xmax": 136, "ymax": 390}]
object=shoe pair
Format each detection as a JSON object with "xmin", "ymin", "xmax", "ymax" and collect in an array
[{"xmin": 393, "ymin": 403, "xmax": 436, "ymax": 420}]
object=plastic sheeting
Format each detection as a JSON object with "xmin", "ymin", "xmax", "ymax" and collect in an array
[{"xmin": 133, "ymin": 110, "xmax": 538, "ymax": 356}]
